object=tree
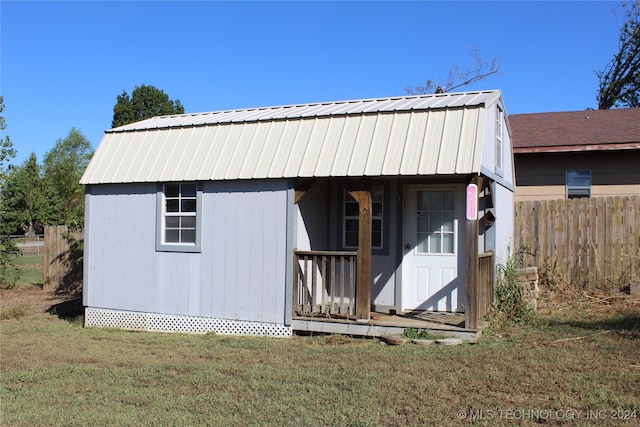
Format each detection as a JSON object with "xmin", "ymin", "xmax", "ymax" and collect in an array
[
  {"xmin": 597, "ymin": 1, "xmax": 640, "ymax": 109},
  {"xmin": 0, "ymin": 153, "xmax": 46, "ymax": 236},
  {"xmin": 0, "ymin": 96, "xmax": 19, "ymax": 287},
  {"xmin": 406, "ymin": 47, "xmax": 501, "ymax": 95},
  {"xmin": 112, "ymin": 84, "xmax": 185, "ymax": 128},
  {"xmin": 0, "ymin": 96, "xmax": 16, "ymax": 181},
  {"xmin": 42, "ymin": 128, "xmax": 94, "ymax": 229}
]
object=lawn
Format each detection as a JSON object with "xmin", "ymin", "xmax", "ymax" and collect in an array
[
  {"xmin": 13, "ymin": 253, "xmax": 44, "ymax": 287},
  {"xmin": 1, "ymin": 256, "xmax": 639, "ymax": 426}
]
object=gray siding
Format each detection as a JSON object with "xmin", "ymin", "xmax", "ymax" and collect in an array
[
  {"xmin": 371, "ymin": 182, "xmax": 399, "ymax": 308},
  {"xmin": 493, "ymin": 181, "xmax": 515, "ymax": 267},
  {"xmin": 84, "ymin": 180, "xmax": 290, "ymax": 325}
]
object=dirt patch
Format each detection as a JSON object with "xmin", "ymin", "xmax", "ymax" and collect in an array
[{"xmin": 0, "ymin": 284, "xmax": 78, "ymax": 319}]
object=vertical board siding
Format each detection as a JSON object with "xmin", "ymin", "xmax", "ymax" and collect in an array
[
  {"xmin": 205, "ymin": 180, "xmax": 289, "ymax": 323},
  {"xmin": 84, "ymin": 180, "xmax": 289, "ymax": 325},
  {"xmin": 515, "ymin": 196, "xmax": 640, "ymax": 288},
  {"xmin": 84, "ymin": 184, "xmax": 158, "ymax": 312},
  {"xmin": 493, "ymin": 182, "xmax": 515, "ymax": 266}
]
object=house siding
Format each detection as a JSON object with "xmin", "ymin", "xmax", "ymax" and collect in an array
[
  {"xmin": 84, "ymin": 180, "xmax": 290, "ymax": 325},
  {"xmin": 514, "ymin": 150, "xmax": 640, "ymax": 201},
  {"xmin": 516, "ymin": 184, "xmax": 640, "ymax": 201}
]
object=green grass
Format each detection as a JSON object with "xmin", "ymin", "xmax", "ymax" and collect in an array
[
  {"xmin": 14, "ymin": 254, "xmax": 43, "ymax": 286},
  {"xmin": 1, "ymin": 256, "xmax": 638, "ymax": 426},
  {"xmin": 1, "ymin": 308, "xmax": 638, "ymax": 426},
  {"xmin": 13, "ymin": 254, "xmax": 43, "ymax": 266},
  {"xmin": 402, "ymin": 327, "xmax": 449, "ymax": 340}
]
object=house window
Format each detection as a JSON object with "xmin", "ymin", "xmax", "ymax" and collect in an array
[
  {"xmin": 416, "ymin": 189, "xmax": 456, "ymax": 254},
  {"xmin": 156, "ymin": 182, "xmax": 202, "ymax": 252},
  {"xmin": 344, "ymin": 186, "xmax": 383, "ymax": 249},
  {"xmin": 496, "ymin": 106, "xmax": 504, "ymax": 175},
  {"xmin": 566, "ymin": 170, "xmax": 591, "ymax": 198}
]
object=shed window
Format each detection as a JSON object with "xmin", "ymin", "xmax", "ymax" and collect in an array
[
  {"xmin": 157, "ymin": 183, "xmax": 202, "ymax": 252},
  {"xmin": 566, "ymin": 170, "xmax": 591, "ymax": 198},
  {"xmin": 496, "ymin": 106, "xmax": 504, "ymax": 176},
  {"xmin": 343, "ymin": 186, "xmax": 383, "ymax": 249}
]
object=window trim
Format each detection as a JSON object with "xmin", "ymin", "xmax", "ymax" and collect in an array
[
  {"xmin": 156, "ymin": 182, "xmax": 202, "ymax": 253},
  {"xmin": 338, "ymin": 182, "xmax": 389, "ymax": 255},
  {"xmin": 495, "ymin": 106, "xmax": 504, "ymax": 177},
  {"xmin": 566, "ymin": 170, "xmax": 591, "ymax": 199}
]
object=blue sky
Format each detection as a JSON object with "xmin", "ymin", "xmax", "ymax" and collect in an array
[{"xmin": 1, "ymin": 1, "xmax": 625, "ymax": 165}]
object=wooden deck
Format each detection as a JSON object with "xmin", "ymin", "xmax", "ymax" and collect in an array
[{"xmin": 291, "ymin": 311, "xmax": 480, "ymax": 341}]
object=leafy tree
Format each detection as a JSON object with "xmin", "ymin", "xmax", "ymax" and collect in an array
[
  {"xmin": 42, "ymin": 128, "xmax": 94, "ymax": 229},
  {"xmin": 0, "ymin": 96, "xmax": 16, "ymax": 181},
  {"xmin": 112, "ymin": 84, "xmax": 185, "ymax": 128},
  {"xmin": 406, "ymin": 47, "xmax": 501, "ymax": 95},
  {"xmin": 597, "ymin": 1, "xmax": 640, "ymax": 109},
  {"xmin": 0, "ymin": 153, "xmax": 46, "ymax": 236},
  {"xmin": 0, "ymin": 233, "xmax": 20, "ymax": 288},
  {"xmin": 0, "ymin": 96, "xmax": 20, "ymax": 287}
]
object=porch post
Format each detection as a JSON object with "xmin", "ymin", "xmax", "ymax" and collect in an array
[
  {"xmin": 465, "ymin": 176, "xmax": 480, "ymax": 329},
  {"xmin": 347, "ymin": 181, "xmax": 372, "ymax": 321}
]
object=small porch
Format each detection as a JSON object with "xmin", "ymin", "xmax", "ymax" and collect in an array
[
  {"xmin": 292, "ymin": 248, "xmax": 494, "ymax": 339},
  {"xmin": 292, "ymin": 311, "xmax": 477, "ymax": 341}
]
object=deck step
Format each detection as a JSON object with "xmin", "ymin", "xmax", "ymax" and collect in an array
[{"xmin": 291, "ymin": 319, "xmax": 480, "ymax": 341}]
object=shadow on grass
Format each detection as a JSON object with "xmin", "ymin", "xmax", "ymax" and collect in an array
[
  {"xmin": 47, "ymin": 297, "xmax": 84, "ymax": 322},
  {"xmin": 546, "ymin": 313, "xmax": 640, "ymax": 334}
]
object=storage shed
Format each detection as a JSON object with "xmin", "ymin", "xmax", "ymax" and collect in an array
[{"xmin": 81, "ymin": 90, "xmax": 515, "ymax": 337}]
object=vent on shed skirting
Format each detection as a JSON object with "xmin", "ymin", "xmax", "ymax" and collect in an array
[{"xmin": 85, "ymin": 308, "xmax": 292, "ymax": 337}]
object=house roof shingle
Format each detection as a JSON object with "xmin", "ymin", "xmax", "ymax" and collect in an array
[{"xmin": 509, "ymin": 108, "xmax": 640, "ymax": 154}]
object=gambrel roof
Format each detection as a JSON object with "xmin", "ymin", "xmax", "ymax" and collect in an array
[{"xmin": 81, "ymin": 90, "xmax": 506, "ymax": 184}]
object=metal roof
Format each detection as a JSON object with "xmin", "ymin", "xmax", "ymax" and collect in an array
[{"xmin": 81, "ymin": 90, "xmax": 503, "ymax": 184}]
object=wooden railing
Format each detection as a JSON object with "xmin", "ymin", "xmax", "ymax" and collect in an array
[
  {"xmin": 474, "ymin": 251, "xmax": 495, "ymax": 328},
  {"xmin": 293, "ymin": 250, "xmax": 358, "ymax": 318}
]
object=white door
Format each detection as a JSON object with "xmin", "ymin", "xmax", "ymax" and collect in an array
[{"xmin": 401, "ymin": 185, "xmax": 465, "ymax": 312}]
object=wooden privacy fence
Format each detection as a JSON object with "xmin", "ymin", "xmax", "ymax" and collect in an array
[
  {"xmin": 515, "ymin": 196, "xmax": 640, "ymax": 288},
  {"xmin": 43, "ymin": 226, "xmax": 84, "ymax": 294}
]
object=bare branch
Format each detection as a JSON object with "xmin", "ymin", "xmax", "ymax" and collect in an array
[{"xmin": 406, "ymin": 47, "xmax": 501, "ymax": 95}]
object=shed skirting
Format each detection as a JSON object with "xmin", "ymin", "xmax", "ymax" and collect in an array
[{"xmin": 85, "ymin": 307, "xmax": 292, "ymax": 338}]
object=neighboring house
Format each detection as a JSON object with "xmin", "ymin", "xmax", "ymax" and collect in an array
[
  {"xmin": 80, "ymin": 90, "xmax": 515, "ymax": 337},
  {"xmin": 510, "ymin": 108, "xmax": 640, "ymax": 202}
]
